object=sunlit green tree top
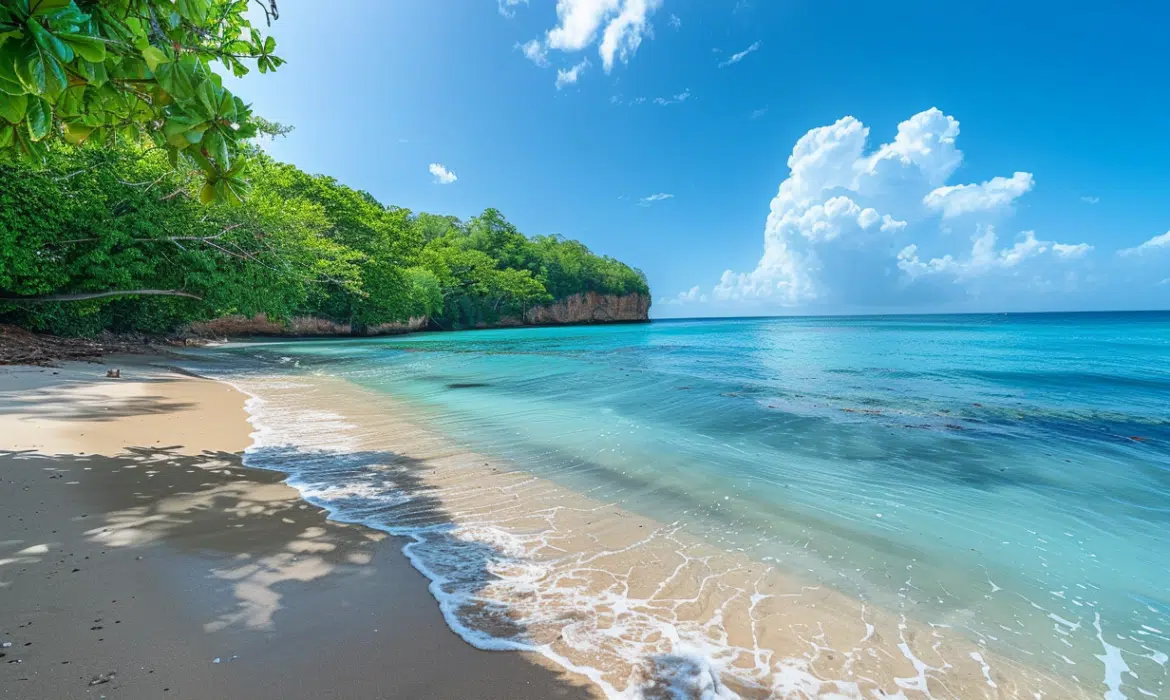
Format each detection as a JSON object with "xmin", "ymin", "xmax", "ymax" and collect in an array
[{"xmin": 0, "ymin": 0, "xmax": 282, "ymax": 202}]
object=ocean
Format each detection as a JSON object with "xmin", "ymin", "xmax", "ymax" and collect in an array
[{"xmin": 187, "ymin": 312, "xmax": 1170, "ymax": 699}]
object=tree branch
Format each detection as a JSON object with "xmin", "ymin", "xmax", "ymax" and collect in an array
[{"xmin": 1, "ymin": 290, "xmax": 202, "ymax": 303}]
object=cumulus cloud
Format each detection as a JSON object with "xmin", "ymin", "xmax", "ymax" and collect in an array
[
  {"xmin": 521, "ymin": 0, "xmax": 663, "ymax": 83},
  {"xmin": 718, "ymin": 41, "xmax": 760, "ymax": 67},
  {"xmin": 429, "ymin": 163, "xmax": 457, "ymax": 185},
  {"xmin": 923, "ymin": 171, "xmax": 1034, "ymax": 218},
  {"xmin": 1118, "ymin": 231, "xmax": 1170, "ymax": 257},
  {"xmin": 897, "ymin": 227, "xmax": 1085, "ymax": 279},
  {"xmin": 639, "ymin": 192, "xmax": 674, "ymax": 205},
  {"xmin": 693, "ymin": 109, "xmax": 1092, "ymax": 310},
  {"xmin": 556, "ymin": 59, "xmax": 590, "ymax": 89}
]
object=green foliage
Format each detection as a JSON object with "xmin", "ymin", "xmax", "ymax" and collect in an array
[
  {"xmin": 0, "ymin": 0, "xmax": 282, "ymax": 201},
  {"xmin": 0, "ymin": 146, "xmax": 650, "ymax": 336}
]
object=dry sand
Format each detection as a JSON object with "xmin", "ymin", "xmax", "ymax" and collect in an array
[{"xmin": 0, "ymin": 357, "xmax": 595, "ymax": 699}]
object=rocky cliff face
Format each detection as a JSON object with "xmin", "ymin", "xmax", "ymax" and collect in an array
[
  {"xmin": 520, "ymin": 292, "xmax": 650, "ymax": 326},
  {"xmin": 184, "ymin": 315, "xmax": 429, "ymax": 338},
  {"xmin": 184, "ymin": 293, "xmax": 650, "ymax": 338}
]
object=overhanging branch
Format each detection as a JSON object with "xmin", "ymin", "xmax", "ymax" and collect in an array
[{"xmin": 0, "ymin": 290, "xmax": 203, "ymax": 303}]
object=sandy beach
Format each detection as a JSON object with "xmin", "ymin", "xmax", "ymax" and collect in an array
[{"xmin": 0, "ymin": 357, "xmax": 594, "ymax": 699}]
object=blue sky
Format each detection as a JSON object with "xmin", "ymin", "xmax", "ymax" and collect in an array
[{"xmin": 229, "ymin": 1, "xmax": 1170, "ymax": 317}]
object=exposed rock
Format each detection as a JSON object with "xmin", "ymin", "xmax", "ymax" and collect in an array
[
  {"xmin": 182, "ymin": 315, "xmax": 429, "ymax": 339},
  {"xmin": 185, "ymin": 293, "xmax": 650, "ymax": 339},
  {"xmin": 521, "ymin": 292, "xmax": 650, "ymax": 326}
]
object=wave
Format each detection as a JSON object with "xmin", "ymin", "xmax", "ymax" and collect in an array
[{"xmin": 203, "ymin": 370, "xmax": 1110, "ymax": 700}]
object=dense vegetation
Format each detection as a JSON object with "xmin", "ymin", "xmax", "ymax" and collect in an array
[
  {"xmin": 1, "ymin": 0, "xmax": 283, "ymax": 203},
  {"xmin": 0, "ymin": 0, "xmax": 647, "ymax": 337},
  {"xmin": 0, "ymin": 147, "xmax": 650, "ymax": 335}
]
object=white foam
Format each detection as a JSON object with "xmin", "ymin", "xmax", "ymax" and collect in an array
[{"xmin": 1094, "ymin": 613, "xmax": 1131, "ymax": 700}]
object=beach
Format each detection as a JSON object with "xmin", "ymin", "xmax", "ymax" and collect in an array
[
  {"xmin": 3, "ymin": 313, "xmax": 1166, "ymax": 700},
  {"xmin": 0, "ymin": 358, "xmax": 594, "ymax": 699}
]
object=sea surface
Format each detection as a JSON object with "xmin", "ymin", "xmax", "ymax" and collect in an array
[{"xmin": 188, "ymin": 312, "xmax": 1170, "ymax": 699}]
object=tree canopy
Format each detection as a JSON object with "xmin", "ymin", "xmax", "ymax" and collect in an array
[
  {"xmin": 0, "ymin": 0, "xmax": 650, "ymax": 335},
  {"xmin": 0, "ymin": 0, "xmax": 283, "ymax": 202},
  {"xmin": 0, "ymin": 147, "xmax": 650, "ymax": 335}
]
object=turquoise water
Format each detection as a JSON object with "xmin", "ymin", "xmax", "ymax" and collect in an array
[{"xmin": 196, "ymin": 312, "xmax": 1170, "ymax": 696}]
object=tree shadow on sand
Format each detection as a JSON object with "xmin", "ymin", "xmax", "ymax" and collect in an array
[
  {"xmin": 0, "ymin": 444, "xmax": 590, "ymax": 696},
  {"xmin": 0, "ymin": 378, "xmax": 195, "ymax": 422}
]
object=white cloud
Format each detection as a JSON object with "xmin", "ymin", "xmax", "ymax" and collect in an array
[
  {"xmin": 599, "ymin": 0, "xmax": 662, "ymax": 72},
  {"xmin": 429, "ymin": 163, "xmax": 457, "ymax": 185},
  {"xmin": 749, "ymin": 107, "xmax": 768, "ymax": 120},
  {"xmin": 1053, "ymin": 242, "xmax": 1093, "ymax": 259},
  {"xmin": 546, "ymin": 0, "xmax": 618, "ymax": 51},
  {"xmin": 639, "ymin": 192, "xmax": 674, "ymax": 205},
  {"xmin": 699, "ymin": 109, "xmax": 1091, "ymax": 310},
  {"xmin": 498, "ymin": 0, "xmax": 527, "ymax": 17},
  {"xmin": 654, "ymin": 88, "xmax": 690, "ymax": 106},
  {"xmin": 1118, "ymin": 231, "xmax": 1170, "ymax": 257},
  {"xmin": 897, "ymin": 227, "xmax": 1086, "ymax": 280},
  {"xmin": 556, "ymin": 59, "xmax": 590, "ymax": 89},
  {"xmin": 662, "ymin": 286, "xmax": 707, "ymax": 305},
  {"xmin": 1080, "ymin": 195, "xmax": 1100, "ymax": 204},
  {"xmin": 522, "ymin": 0, "xmax": 662, "ymax": 82},
  {"xmin": 923, "ymin": 171, "xmax": 1035, "ymax": 218},
  {"xmin": 718, "ymin": 41, "xmax": 760, "ymax": 68},
  {"xmin": 669, "ymin": 13, "xmax": 681, "ymax": 29},
  {"xmin": 517, "ymin": 39, "xmax": 549, "ymax": 66}
]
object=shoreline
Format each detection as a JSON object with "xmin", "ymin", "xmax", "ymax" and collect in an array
[
  {"xmin": 212, "ymin": 367, "xmax": 1102, "ymax": 699},
  {"xmin": 0, "ymin": 357, "xmax": 596, "ymax": 699}
]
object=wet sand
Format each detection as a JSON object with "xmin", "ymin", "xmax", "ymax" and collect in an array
[
  {"xmin": 0, "ymin": 358, "xmax": 595, "ymax": 699},
  {"xmin": 229, "ymin": 372, "xmax": 1101, "ymax": 699}
]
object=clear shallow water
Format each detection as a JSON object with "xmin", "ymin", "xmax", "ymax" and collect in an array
[{"xmin": 191, "ymin": 312, "xmax": 1170, "ymax": 698}]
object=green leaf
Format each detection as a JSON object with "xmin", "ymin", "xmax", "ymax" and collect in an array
[
  {"xmin": 76, "ymin": 57, "xmax": 107, "ymax": 86},
  {"xmin": 58, "ymin": 31, "xmax": 104, "ymax": 61},
  {"xmin": 41, "ymin": 4, "xmax": 87, "ymax": 30},
  {"xmin": 202, "ymin": 127, "xmax": 230, "ymax": 169},
  {"xmin": 194, "ymin": 78, "xmax": 219, "ymax": 120},
  {"xmin": 61, "ymin": 119, "xmax": 91, "ymax": 144},
  {"xmin": 214, "ymin": 175, "xmax": 247, "ymax": 205},
  {"xmin": 263, "ymin": 35, "xmax": 275, "ymax": 53},
  {"xmin": 28, "ymin": 0, "xmax": 72, "ymax": 17},
  {"xmin": 25, "ymin": 94, "xmax": 50, "ymax": 140},
  {"xmin": 0, "ymin": 122, "xmax": 13, "ymax": 147},
  {"xmin": 15, "ymin": 36, "xmax": 67, "ymax": 96},
  {"xmin": 141, "ymin": 45, "xmax": 168, "ymax": 72},
  {"xmin": 0, "ymin": 93, "xmax": 25, "ymax": 123},
  {"xmin": 26, "ymin": 18, "xmax": 72, "ymax": 63},
  {"xmin": 55, "ymin": 83, "xmax": 82, "ymax": 115},
  {"xmin": 163, "ymin": 114, "xmax": 206, "ymax": 147},
  {"xmin": 154, "ymin": 57, "xmax": 199, "ymax": 100},
  {"xmin": 175, "ymin": 0, "xmax": 208, "ymax": 25},
  {"xmin": 199, "ymin": 180, "xmax": 216, "ymax": 204}
]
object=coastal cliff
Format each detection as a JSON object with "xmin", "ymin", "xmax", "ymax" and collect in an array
[
  {"xmin": 513, "ymin": 292, "xmax": 651, "ymax": 327},
  {"xmin": 491, "ymin": 294, "xmax": 655, "ymax": 330},
  {"xmin": 184, "ymin": 292, "xmax": 650, "ymax": 338}
]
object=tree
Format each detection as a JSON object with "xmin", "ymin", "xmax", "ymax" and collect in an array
[
  {"xmin": 0, "ymin": 146, "xmax": 362, "ymax": 334},
  {"xmin": 0, "ymin": 0, "xmax": 283, "ymax": 203}
]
